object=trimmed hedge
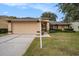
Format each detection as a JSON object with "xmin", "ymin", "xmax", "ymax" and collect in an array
[
  {"xmin": 49, "ymin": 29, "xmax": 62, "ymax": 33},
  {"xmin": 64, "ymin": 28, "xmax": 74, "ymax": 32},
  {"xmin": 49, "ymin": 28, "xmax": 74, "ymax": 33},
  {"xmin": 0, "ymin": 28, "xmax": 8, "ymax": 34}
]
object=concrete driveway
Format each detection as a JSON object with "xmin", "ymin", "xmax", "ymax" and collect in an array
[{"xmin": 0, "ymin": 34, "xmax": 35, "ymax": 56}]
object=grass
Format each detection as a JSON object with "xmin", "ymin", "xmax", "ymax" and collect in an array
[
  {"xmin": 0, "ymin": 33, "xmax": 7, "ymax": 37},
  {"xmin": 23, "ymin": 32, "xmax": 79, "ymax": 56}
]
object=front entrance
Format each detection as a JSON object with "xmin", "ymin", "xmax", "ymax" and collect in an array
[{"xmin": 42, "ymin": 22, "xmax": 47, "ymax": 32}]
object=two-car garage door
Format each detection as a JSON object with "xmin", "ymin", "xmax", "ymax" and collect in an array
[{"xmin": 12, "ymin": 21, "xmax": 39, "ymax": 34}]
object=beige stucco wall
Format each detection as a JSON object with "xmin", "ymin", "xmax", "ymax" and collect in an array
[
  {"xmin": 11, "ymin": 21, "xmax": 40, "ymax": 34},
  {"xmin": 0, "ymin": 20, "xmax": 8, "ymax": 28}
]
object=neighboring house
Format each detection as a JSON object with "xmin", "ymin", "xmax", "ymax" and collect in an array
[
  {"xmin": 7, "ymin": 18, "xmax": 49, "ymax": 34},
  {"xmin": 71, "ymin": 22, "xmax": 79, "ymax": 31},
  {"xmin": 49, "ymin": 21, "xmax": 71, "ymax": 31}
]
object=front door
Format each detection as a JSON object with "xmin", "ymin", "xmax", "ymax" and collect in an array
[{"xmin": 42, "ymin": 22, "xmax": 47, "ymax": 32}]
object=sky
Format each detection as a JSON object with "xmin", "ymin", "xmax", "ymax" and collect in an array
[{"xmin": 0, "ymin": 3, "xmax": 64, "ymax": 21}]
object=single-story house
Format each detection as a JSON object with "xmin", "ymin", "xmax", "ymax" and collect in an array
[{"xmin": 7, "ymin": 18, "xmax": 49, "ymax": 34}]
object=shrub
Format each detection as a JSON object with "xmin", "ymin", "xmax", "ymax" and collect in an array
[
  {"xmin": 49, "ymin": 28, "xmax": 75, "ymax": 33},
  {"xmin": 64, "ymin": 28, "xmax": 74, "ymax": 32},
  {"xmin": 55, "ymin": 29, "xmax": 62, "ymax": 32},
  {"xmin": 49, "ymin": 29, "xmax": 55, "ymax": 33},
  {"xmin": 49, "ymin": 29, "xmax": 62, "ymax": 33},
  {"xmin": 0, "ymin": 28, "xmax": 8, "ymax": 34}
]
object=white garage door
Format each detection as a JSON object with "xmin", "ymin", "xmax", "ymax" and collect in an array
[{"xmin": 12, "ymin": 21, "xmax": 39, "ymax": 34}]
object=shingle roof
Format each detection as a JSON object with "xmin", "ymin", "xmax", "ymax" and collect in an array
[
  {"xmin": 10, "ymin": 18, "xmax": 39, "ymax": 21},
  {"xmin": 49, "ymin": 21, "xmax": 70, "ymax": 25},
  {"xmin": 0, "ymin": 18, "xmax": 39, "ymax": 21}
]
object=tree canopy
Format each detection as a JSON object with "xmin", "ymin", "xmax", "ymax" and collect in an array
[
  {"xmin": 58, "ymin": 3, "xmax": 79, "ymax": 22},
  {"xmin": 0, "ymin": 15, "xmax": 17, "ymax": 19},
  {"xmin": 41, "ymin": 12, "xmax": 57, "ymax": 21}
]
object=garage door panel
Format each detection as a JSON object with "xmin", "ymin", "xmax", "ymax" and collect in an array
[{"xmin": 12, "ymin": 22, "xmax": 39, "ymax": 34}]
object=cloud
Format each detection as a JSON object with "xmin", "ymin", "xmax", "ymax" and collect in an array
[
  {"xmin": 0, "ymin": 11, "xmax": 8, "ymax": 14},
  {"xmin": 3, "ymin": 3, "xmax": 56, "ymax": 12},
  {"xmin": 4, "ymin": 3, "xmax": 28, "ymax": 9},
  {"xmin": 21, "ymin": 6, "xmax": 27, "ymax": 9},
  {"xmin": 3, "ymin": 11, "xmax": 8, "ymax": 14},
  {"xmin": 29, "ymin": 4, "xmax": 53, "ymax": 12},
  {"xmin": 4, "ymin": 3, "xmax": 28, "ymax": 6}
]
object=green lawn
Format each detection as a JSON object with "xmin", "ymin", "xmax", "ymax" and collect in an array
[
  {"xmin": 0, "ymin": 33, "xmax": 7, "ymax": 37},
  {"xmin": 23, "ymin": 32, "xmax": 79, "ymax": 56}
]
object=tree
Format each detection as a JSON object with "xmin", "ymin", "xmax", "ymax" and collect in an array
[
  {"xmin": 41, "ymin": 12, "xmax": 57, "ymax": 21},
  {"xmin": 0, "ymin": 15, "xmax": 17, "ymax": 19},
  {"xmin": 58, "ymin": 3, "xmax": 79, "ymax": 22},
  {"xmin": 9, "ymin": 16, "xmax": 17, "ymax": 19}
]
